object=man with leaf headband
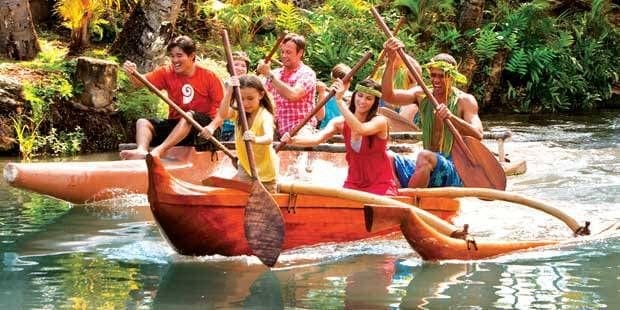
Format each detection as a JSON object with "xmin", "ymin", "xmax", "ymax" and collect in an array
[{"xmin": 382, "ymin": 38, "xmax": 484, "ymax": 188}]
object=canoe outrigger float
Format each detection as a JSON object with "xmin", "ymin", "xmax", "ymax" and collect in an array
[{"xmin": 363, "ymin": 187, "xmax": 618, "ymax": 261}]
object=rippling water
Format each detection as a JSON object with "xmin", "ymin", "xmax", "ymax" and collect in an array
[{"xmin": 1, "ymin": 111, "xmax": 618, "ymax": 309}]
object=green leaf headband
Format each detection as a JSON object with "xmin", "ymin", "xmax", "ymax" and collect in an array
[
  {"xmin": 354, "ymin": 84, "xmax": 382, "ymax": 98},
  {"xmin": 424, "ymin": 60, "xmax": 468, "ymax": 85}
]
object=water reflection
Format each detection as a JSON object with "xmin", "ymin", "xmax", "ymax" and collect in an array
[
  {"xmin": 1, "ymin": 252, "xmax": 149, "ymax": 309},
  {"xmin": 151, "ymin": 256, "xmax": 403, "ymax": 309}
]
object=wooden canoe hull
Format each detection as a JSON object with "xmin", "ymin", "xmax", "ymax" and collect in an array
[
  {"xmin": 365, "ymin": 205, "xmax": 559, "ymax": 260},
  {"xmin": 146, "ymin": 155, "xmax": 460, "ymax": 257}
]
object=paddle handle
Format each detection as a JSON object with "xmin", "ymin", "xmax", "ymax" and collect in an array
[
  {"xmin": 275, "ymin": 51, "xmax": 373, "ymax": 153},
  {"xmin": 222, "ymin": 30, "xmax": 260, "ymax": 179},
  {"xmin": 264, "ymin": 31, "xmax": 288, "ymax": 63},
  {"xmin": 130, "ymin": 71, "xmax": 237, "ymax": 161},
  {"xmin": 370, "ymin": 7, "xmax": 476, "ymax": 162},
  {"xmin": 368, "ymin": 16, "xmax": 407, "ymax": 78}
]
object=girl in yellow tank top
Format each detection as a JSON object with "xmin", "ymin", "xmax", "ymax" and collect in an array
[{"xmin": 217, "ymin": 75, "xmax": 279, "ymax": 192}]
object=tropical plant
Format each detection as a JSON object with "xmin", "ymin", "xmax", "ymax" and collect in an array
[
  {"xmin": 55, "ymin": 0, "xmax": 130, "ymax": 53},
  {"xmin": 493, "ymin": 0, "xmax": 619, "ymax": 112},
  {"xmin": 393, "ymin": 0, "xmax": 455, "ymax": 39},
  {"xmin": 473, "ymin": 26, "xmax": 502, "ymax": 61},
  {"xmin": 11, "ymin": 116, "xmax": 40, "ymax": 160},
  {"xmin": 116, "ymin": 71, "xmax": 167, "ymax": 121},
  {"xmin": 205, "ymin": 0, "xmax": 312, "ymax": 48}
]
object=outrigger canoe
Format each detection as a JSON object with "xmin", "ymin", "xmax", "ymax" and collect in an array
[{"xmin": 145, "ymin": 154, "xmax": 460, "ymax": 258}]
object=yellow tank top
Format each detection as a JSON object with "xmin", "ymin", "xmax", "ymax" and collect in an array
[{"xmin": 231, "ymin": 107, "xmax": 279, "ymax": 182}]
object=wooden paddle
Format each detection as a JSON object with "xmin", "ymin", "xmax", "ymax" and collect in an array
[
  {"xmin": 264, "ymin": 31, "xmax": 287, "ymax": 63},
  {"xmin": 275, "ymin": 51, "xmax": 373, "ymax": 152},
  {"xmin": 222, "ymin": 30, "xmax": 285, "ymax": 267},
  {"xmin": 377, "ymin": 106, "xmax": 420, "ymax": 131},
  {"xmin": 370, "ymin": 7, "xmax": 506, "ymax": 190},
  {"xmin": 130, "ymin": 71, "xmax": 238, "ymax": 164},
  {"xmin": 368, "ymin": 16, "xmax": 407, "ymax": 78}
]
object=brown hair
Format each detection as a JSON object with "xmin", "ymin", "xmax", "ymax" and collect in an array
[
  {"xmin": 331, "ymin": 63, "xmax": 352, "ymax": 80},
  {"xmin": 238, "ymin": 75, "xmax": 275, "ymax": 125},
  {"xmin": 282, "ymin": 33, "xmax": 306, "ymax": 55},
  {"xmin": 349, "ymin": 79, "xmax": 381, "ymax": 123}
]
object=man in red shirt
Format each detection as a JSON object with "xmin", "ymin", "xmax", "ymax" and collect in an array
[{"xmin": 120, "ymin": 36, "xmax": 224, "ymax": 159}]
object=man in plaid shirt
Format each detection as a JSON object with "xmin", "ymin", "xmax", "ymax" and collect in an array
[{"xmin": 257, "ymin": 33, "xmax": 317, "ymax": 138}]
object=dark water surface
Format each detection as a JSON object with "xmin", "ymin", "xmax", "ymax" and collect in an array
[{"xmin": 1, "ymin": 111, "xmax": 618, "ymax": 309}]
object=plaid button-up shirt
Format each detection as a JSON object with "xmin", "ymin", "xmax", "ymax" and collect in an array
[{"xmin": 267, "ymin": 63, "xmax": 316, "ymax": 136}]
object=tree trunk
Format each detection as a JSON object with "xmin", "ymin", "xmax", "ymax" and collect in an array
[
  {"xmin": 457, "ymin": 0, "xmax": 485, "ymax": 32},
  {"xmin": 0, "ymin": 0, "xmax": 40, "ymax": 60},
  {"xmin": 456, "ymin": 0, "xmax": 485, "ymax": 90},
  {"xmin": 482, "ymin": 49, "xmax": 509, "ymax": 110},
  {"xmin": 110, "ymin": 0, "xmax": 183, "ymax": 72}
]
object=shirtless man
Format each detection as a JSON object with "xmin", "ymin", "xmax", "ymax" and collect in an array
[{"xmin": 382, "ymin": 37, "xmax": 483, "ymax": 188}]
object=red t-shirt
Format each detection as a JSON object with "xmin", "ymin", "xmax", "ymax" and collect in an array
[{"xmin": 146, "ymin": 64, "xmax": 223, "ymax": 119}]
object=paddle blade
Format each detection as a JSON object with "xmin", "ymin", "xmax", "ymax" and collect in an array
[
  {"xmin": 378, "ymin": 107, "xmax": 420, "ymax": 132},
  {"xmin": 244, "ymin": 181, "xmax": 285, "ymax": 267},
  {"xmin": 452, "ymin": 136, "xmax": 507, "ymax": 190}
]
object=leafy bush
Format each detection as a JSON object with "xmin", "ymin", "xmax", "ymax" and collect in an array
[{"xmin": 115, "ymin": 71, "xmax": 167, "ymax": 120}]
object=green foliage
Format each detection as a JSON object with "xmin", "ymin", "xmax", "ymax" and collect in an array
[
  {"xmin": 435, "ymin": 24, "xmax": 461, "ymax": 52},
  {"xmin": 274, "ymin": 1, "xmax": 307, "ymax": 34},
  {"xmin": 116, "ymin": 71, "xmax": 167, "ymax": 120},
  {"xmin": 207, "ymin": 0, "xmax": 312, "ymax": 48},
  {"xmin": 305, "ymin": 1, "xmax": 387, "ymax": 82},
  {"xmin": 11, "ymin": 116, "xmax": 40, "ymax": 160},
  {"xmin": 505, "ymin": 48, "xmax": 528, "ymax": 76},
  {"xmin": 474, "ymin": 26, "xmax": 501, "ymax": 61},
  {"xmin": 24, "ymin": 40, "xmax": 76, "ymax": 74},
  {"xmin": 23, "ymin": 77, "xmax": 73, "ymax": 124},
  {"xmin": 196, "ymin": 56, "xmax": 230, "ymax": 79},
  {"xmin": 35, "ymin": 127, "xmax": 85, "ymax": 156},
  {"xmin": 487, "ymin": 0, "xmax": 619, "ymax": 112}
]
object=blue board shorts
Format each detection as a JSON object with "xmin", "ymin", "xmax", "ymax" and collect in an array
[{"xmin": 393, "ymin": 152, "xmax": 463, "ymax": 188}]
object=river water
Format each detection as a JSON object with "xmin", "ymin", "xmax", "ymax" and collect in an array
[{"xmin": 1, "ymin": 111, "xmax": 618, "ymax": 309}]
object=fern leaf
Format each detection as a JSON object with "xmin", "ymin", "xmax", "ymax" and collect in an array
[{"xmin": 506, "ymin": 49, "xmax": 528, "ymax": 76}]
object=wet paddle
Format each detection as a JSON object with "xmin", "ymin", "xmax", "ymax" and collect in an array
[
  {"xmin": 222, "ymin": 30, "xmax": 285, "ymax": 267},
  {"xmin": 370, "ymin": 7, "xmax": 506, "ymax": 190},
  {"xmin": 130, "ymin": 71, "xmax": 238, "ymax": 164},
  {"xmin": 275, "ymin": 51, "xmax": 373, "ymax": 152}
]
